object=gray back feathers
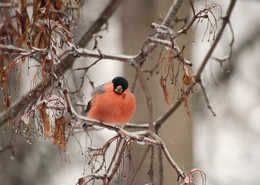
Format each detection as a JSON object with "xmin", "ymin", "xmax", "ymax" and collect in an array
[
  {"xmin": 91, "ymin": 84, "xmax": 106, "ymax": 97},
  {"xmin": 85, "ymin": 84, "xmax": 106, "ymax": 113}
]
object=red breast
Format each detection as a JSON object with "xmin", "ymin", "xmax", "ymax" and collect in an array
[{"xmin": 88, "ymin": 81, "xmax": 136, "ymax": 126}]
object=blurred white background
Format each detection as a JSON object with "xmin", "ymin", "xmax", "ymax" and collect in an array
[
  {"xmin": 192, "ymin": 1, "xmax": 260, "ymax": 185},
  {"xmin": 1, "ymin": 0, "xmax": 260, "ymax": 185}
]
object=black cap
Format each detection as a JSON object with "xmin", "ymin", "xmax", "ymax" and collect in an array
[{"xmin": 112, "ymin": 77, "xmax": 128, "ymax": 91}]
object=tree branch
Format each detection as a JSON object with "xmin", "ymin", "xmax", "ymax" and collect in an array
[
  {"xmin": 63, "ymin": 88, "xmax": 185, "ymax": 182},
  {"xmin": 0, "ymin": 0, "xmax": 122, "ymax": 127},
  {"xmin": 126, "ymin": 0, "xmax": 185, "ymax": 132},
  {"xmin": 77, "ymin": 0, "xmax": 122, "ymax": 48},
  {"xmin": 162, "ymin": 0, "xmax": 184, "ymax": 26},
  {"xmin": 155, "ymin": 0, "xmax": 237, "ymax": 130},
  {"xmin": 133, "ymin": 61, "xmax": 154, "ymax": 131},
  {"xmin": 195, "ymin": 0, "xmax": 237, "ymax": 80}
]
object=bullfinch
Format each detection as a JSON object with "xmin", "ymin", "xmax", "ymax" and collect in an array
[{"xmin": 85, "ymin": 77, "xmax": 136, "ymax": 127}]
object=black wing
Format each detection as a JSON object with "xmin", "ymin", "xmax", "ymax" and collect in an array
[{"xmin": 85, "ymin": 100, "xmax": 92, "ymax": 113}]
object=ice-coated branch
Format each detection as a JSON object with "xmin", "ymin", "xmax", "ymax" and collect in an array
[
  {"xmin": 63, "ymin": 88, "xmax": 185, "ymax": 183},
  {"xmin": 0, "ymin": 0, "xmax": 122, "ymax": 127},
  {"xmin": 154, "ymin": 0, "xmax": 237, "ymax": 130}
]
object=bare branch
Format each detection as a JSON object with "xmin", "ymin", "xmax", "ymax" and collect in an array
[
  {"xmin": 0, "ymin": 0, "xmax": 184, "ymax": 128},
  {"xmin": 77, "ymin": 0, "xmax": 122, "ymax": 48},
  {"xmin": 0, "ymin": 44, "xmax": 27, "ymax": 54},
  {"xmin": 125, "ymin": 122, "xmax": 149, "ymax": 129},
  {"xmin": 0, "ymin": 1, "xmax": 238, "ymax": 183},
  {"xmin": 133, "ymin": 61, "xmax": 154, "ymax": 132},
  {"xmin": 0, "ymin": 0, "xmax": 122, "ymax": 127},
  {"xmin": 196, "ymin": 0, "xmax": 237, "ymax": 79},
  {"xmin": 107, "ymin": 140, "xmax": 127, "ymax": 183},
  {"xmin": 0, "ymin": 2, "xmax": 18, "ymax": 8},
  {"xmin": 148, "ymin": 146, "xmax": 154, "ymax": 183},
  {"xmin": 155, "ymin": 0, "xmax": 237, "ymax": 130},
  {"xmin": 162, "ymin": 0, "xmax": 184, "ymax": 26},
  {"xmin": 63, "ymin": 88, "xmax": 185, "ymax": 182},
  {"xmin": 73, "ymin": 47, "xmax": 135, "ymax": 63},
  {"xmin": 198, "ymin": 80, "xmax": 216, "ymax": 116},
  {"xmin": 129, "ymin": 146, "xmax": 151, "ymax": 185},
  {"xmin": 148, "ymin": 37, "xmax": 193, "ymax": 66},
  {"xmin": 158, "ymin": 148, "xmax": 164, "ymax": 185}
]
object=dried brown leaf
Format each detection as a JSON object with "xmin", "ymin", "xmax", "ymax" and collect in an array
[
  {"xmin": 42, "ymin": 30, "xmax": 50, "ymax": 48},
  {"xmin": 2, "ymin": 54, "xmax": 9, "ymax": 62},
  {"xmin": 2, "ymin": 96, "xmax": 11, "ymax": 108},
  {"xmin": 20, "ymin": 0, "xmax": 30, "ymax": 32},
  {"xmin": 0, "ymin": 29, "xmax": 4, "ymax": 44},
  {"xmin": 33, "ymin": 25, "xmax": 44, "ymax": 48},
  {"xmin": 20, "ymin": 0, "xmax": 27, "ymax": 10},
  {"xmin": 2, "ymin": 96, "xmax": 11, "ymax": 125},
  {"xmin": 182, "ymin": 93, "xmax": 190, "ymax": 117},
  {"xmin": 159, "ymin": 78, "xmax": 171, "ymax": 106},
  {"xmin": 33, "ymin": 0, "xmax": 40, "ymax": 19},
  {"xmin": 51, "ymin": 116, "xmax": 66, "ymax": 149},
  {"xmin": 55, "ymin": 0, "xmax": 64, "ymax": 10},
  {"xmin": 7, "ymin": 23, "xmax": 20, "ymax": 39},
  {"xmin": 39, "ymin": 36, "xmax": 46, "ymax": 49},
  {"xmin": 15, "ymin": 11, "xmax": 23, "ymax": 32},
  {"xmin": 182, "ymin": 73, "xmax": 194, "ymax": 86},
  {"xmin": 38, "ymin": 102, "xmax": 50, "ymax": 137},
  {"xmin": 17, "ymin": 31, "xmax": 28, "ymax": 47}
]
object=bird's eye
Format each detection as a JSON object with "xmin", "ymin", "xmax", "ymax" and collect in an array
[{"xmin": 114, "ymin": 85, "xmax": 123, "ymax": 95}]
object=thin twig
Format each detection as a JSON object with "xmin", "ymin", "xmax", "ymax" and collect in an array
[
  {"xmin": 154, "ymin": 0, "xmax": 237, "ymax": 130},
  {"xmin": 0, "ymin": 0, "xmax": 184, "ymax": 128},
  {"xmin": 158, "ymin": 148, "xmax": 164, "ymax": 185},
  {"xmin": 196, "ymin": 0, "xmax": 237, "ymax": 79},
  {"xmin": 77, "ymin": 0, "xmax": 122, "ymax": 48},
  {"xmin": 74, "ymin": 47, "xmax": 135, "ymax": 63},
  {"xmin": 124, "ymin": 0, "xmax": 185, "ymax": 130},
  {"xmin": 125, "ymin": 142, "xmax": 133, "ymax": 185},
  {"xmin": 107, "ymin": 140, "xmax": 128, "ymax": 184},
  {"xmin": 0, "ymin": 44, "xmax": 27, "ymax": 53},
  {"xmin": 106, "ymin": 137, "xmax": 122, "ymax": 174},
  {"xmin": 162, "ymin": 0, "xmax": 184, "ymax": 26},
  {"xmin": 125, "ymin": 122, "xmax": 149, "ymax": 129},
  {"xmin": 149, "ymin": 132, "xmax": 185, "ymax": 180},
  {"xmin": 133, "ymin": 61, "xmax": 154, "ymax": 132},
  {"xmin": 147, "ymin": 37, "xmax": 193, "ymax": 66},
  {"xmin": 63, "ymin": 89, "xmax": 185, "ymax": 181},
  {"xmin": 129, "ymin": 145, "xmax": 151, "ymax": 185},
  {"xmin": 0, "ymin": 2, "xmax": 19, "ymax": 8},
  {"xmin": 0, "ymin": 0, "xmax": 122, "ymax": 127},
  {"xmin": 148, "ymin": 145, "xmax": 154, "ymax": 184},
  {"xmin": 198, "ymin": 80, "xmax": 216, "ymax": 116}
]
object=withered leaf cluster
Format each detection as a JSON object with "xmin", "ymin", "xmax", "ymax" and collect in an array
[
  {"xmin": 0, "ymin": 0, "xmax": 80, "ymax": 148},
  {"xmin": 37, "ymin": 99, "xmax": 66, "ymax": 149}
]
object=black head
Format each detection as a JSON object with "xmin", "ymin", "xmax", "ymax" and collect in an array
[{"xmin": 112, "ymin": 77, "xmax": 128, "ymax": 95}]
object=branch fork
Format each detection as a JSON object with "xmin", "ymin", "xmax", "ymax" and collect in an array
[{"xmin": 63, "ymin": 88, "xmax": 185, "ymax": 183}]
